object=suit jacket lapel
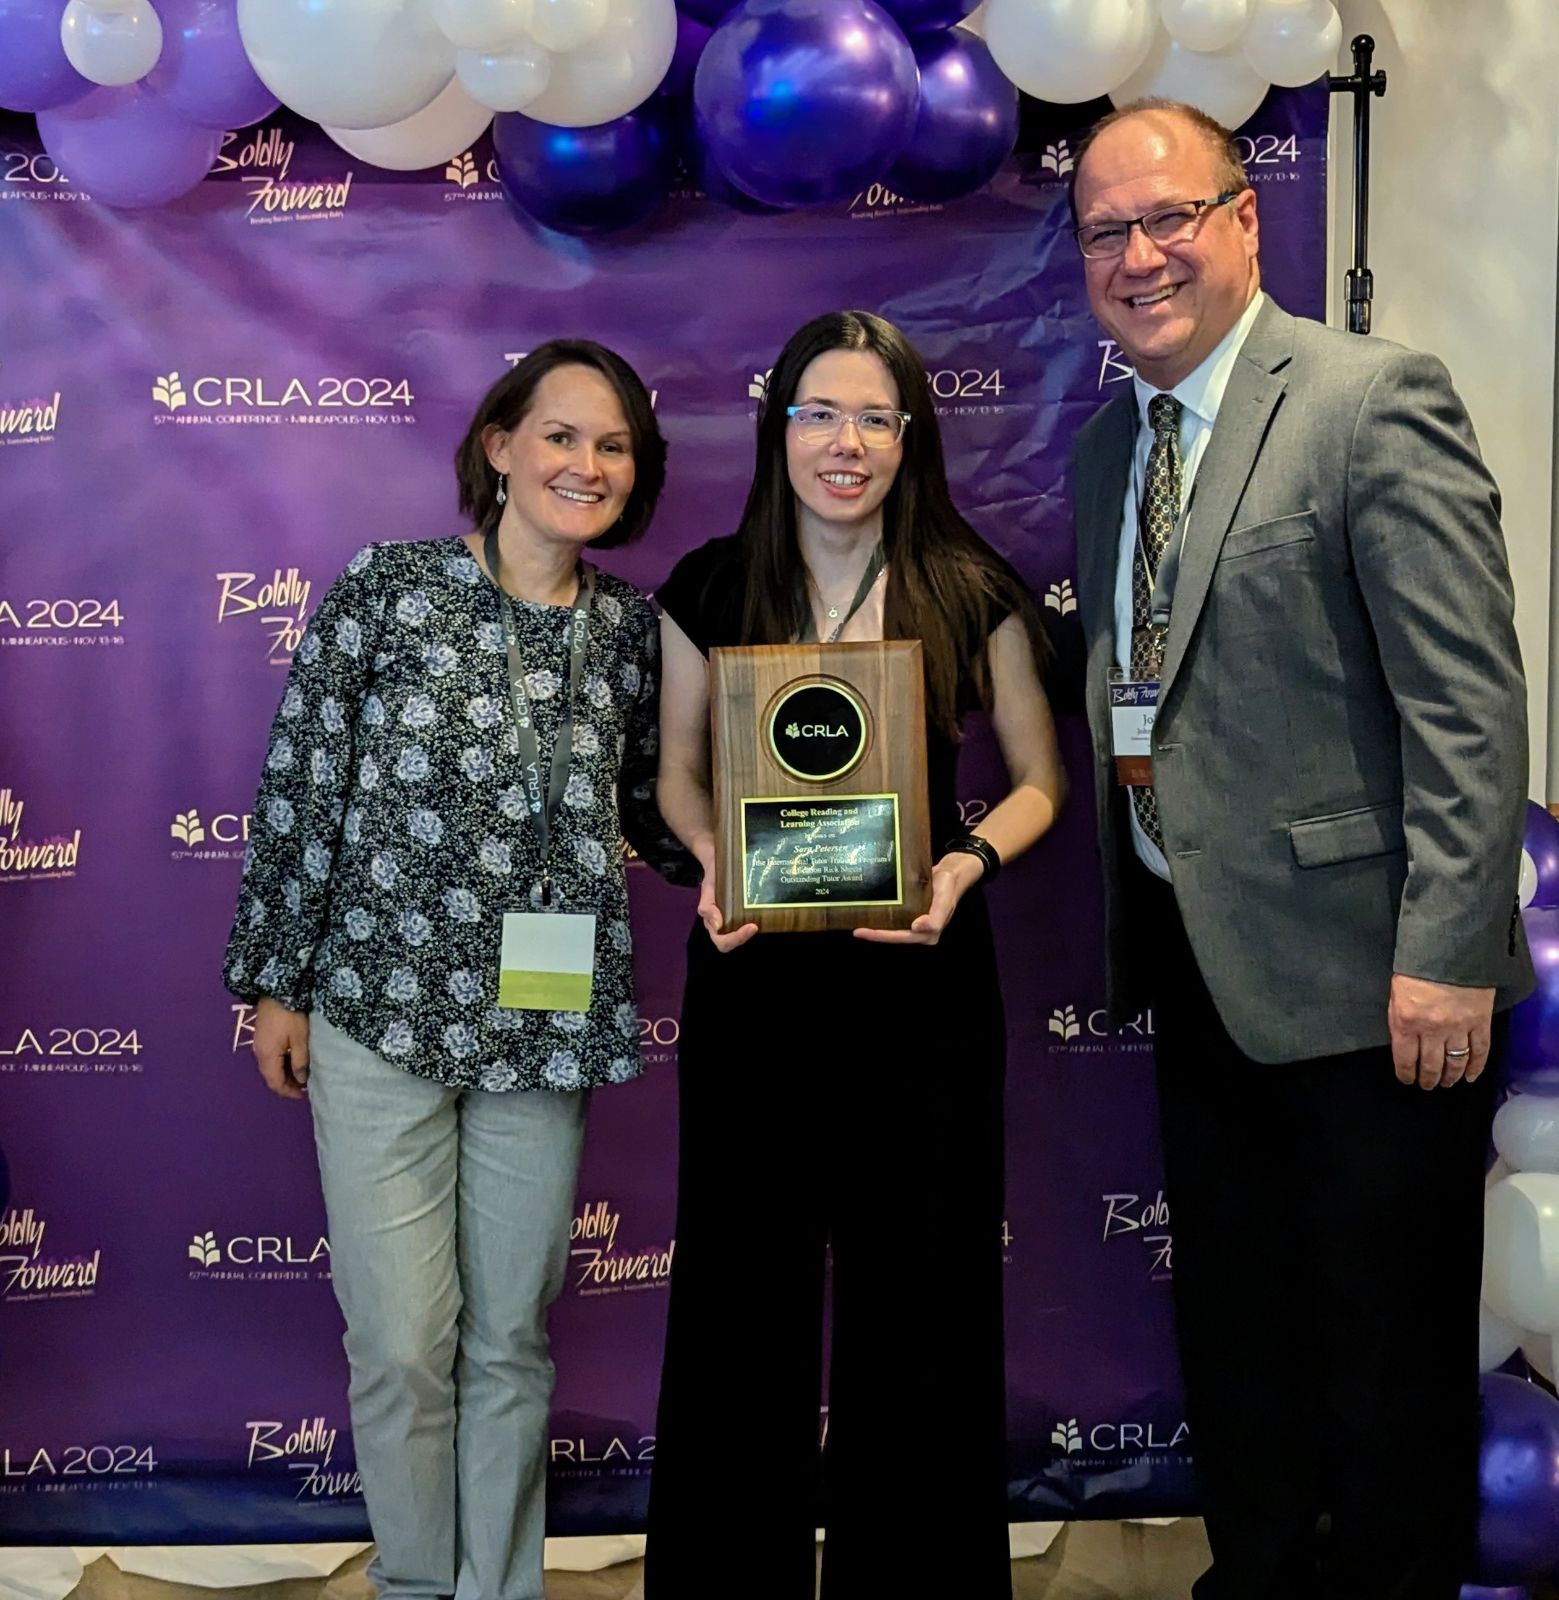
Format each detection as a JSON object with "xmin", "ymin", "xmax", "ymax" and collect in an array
[
  {"xmin": 1158, "ymin": 300, "xmax": 1294, "ymax": 699},
  {"xmin": 1077, "ymin": 393, "xmax": 1134, "ymax": 684}
]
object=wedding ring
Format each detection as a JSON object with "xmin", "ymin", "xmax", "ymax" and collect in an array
[{"xmin": 1445, "ymin": 1047, "xmax": 1471, "ymax": 1060}]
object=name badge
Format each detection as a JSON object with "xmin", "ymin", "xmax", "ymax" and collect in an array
[
  {"xmin": 1110, "ymin": 680, "xmax": 1159, "ymax": 787},
  {"xmin": 499, "ymin": 912, "xmax": 596, "ymax": 1011}
]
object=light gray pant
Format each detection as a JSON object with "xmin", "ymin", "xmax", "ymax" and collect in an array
[{"xmin": 308, "ymin": 1011, "xmax": 587, "ymax": 1600}]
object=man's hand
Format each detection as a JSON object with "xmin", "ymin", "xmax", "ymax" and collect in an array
[{"xmin": 1388, "ymin": 975, "xmax": 1495, "ymax": 1090}]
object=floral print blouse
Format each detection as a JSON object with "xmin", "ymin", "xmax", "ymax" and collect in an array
[{"xmin": 223, "ymin": 534, "xmax": 692, "ymax": 1092}]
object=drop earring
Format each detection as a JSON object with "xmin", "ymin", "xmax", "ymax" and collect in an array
[{"xmin": 495, "ymin": 472, "xmax": 508, "ymax": 506}]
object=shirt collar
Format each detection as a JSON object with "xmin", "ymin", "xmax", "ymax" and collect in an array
[{"xmin": 1131, "ymin": 289, "xmax": 1266, "ymax": 432}]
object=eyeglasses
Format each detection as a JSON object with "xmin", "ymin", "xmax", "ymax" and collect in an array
[
  {"xmin": 785, "ymin": 405, "xmax": 910, "ymax": 449},
  {"xmin": 1074, "ymin": 191, "xmax": 1240, "ymax": 259}
]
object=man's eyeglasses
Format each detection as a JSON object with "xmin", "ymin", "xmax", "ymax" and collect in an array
[
  {"xmin": 1074, "ymin": 191, "xmax": 1241, "ymax": 260},
  {"xmin": 786, "ymin": 405, "xmax": 911, "ymax": 448}
]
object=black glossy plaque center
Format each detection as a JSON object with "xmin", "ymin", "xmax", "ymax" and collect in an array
[{"xmin": 740, "ymin": 795, "xmax": 902, "ymax": 909}]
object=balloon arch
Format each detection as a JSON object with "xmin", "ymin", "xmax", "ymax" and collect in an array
[{"xmin": 0, "ymin": 0, "xmax": 1347, "ymax": 224}]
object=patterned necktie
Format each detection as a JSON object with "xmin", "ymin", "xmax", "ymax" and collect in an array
[{"xmin": 1129, "ymin": 393, "xmax": 1183, "ymax": 851}]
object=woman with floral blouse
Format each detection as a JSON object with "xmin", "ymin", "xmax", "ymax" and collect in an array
[{"xmin": 223, "ymin": 340, "xmax": 688, "ymax": 1600}]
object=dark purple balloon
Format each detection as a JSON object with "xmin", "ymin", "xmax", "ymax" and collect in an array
[
  {"xmin": 677, "ymin": 0, "xmax": 740, "ymax": 27},
  {"xmin": 1473, "ymin": 1374, "xmax": 1559, "ymax": 1585},
  {"xmin": 1525, "ymin": 802, "xmax": 1559, "ymax": 911},
  {"xmin": 494, "ymin": 106, "xmax": 673, "ymax": 237},
  {"xmin": 1507, "ymin": 907, "xmax": 1559, "ymax": 1096},
  {"xmin": 658, "ymin": 11, "xmax": 712, "ymax": 98},
  {"xmin": 37, "ymin": 84, "xmax": 222, "ymax": 208},
  {"xmin": 695, "ymin": 0, "xmax": 919, "ymax": 208},
  {"xmin": 883, "ymin": 27, "xmax": 1016, "ymax": 204},
  {"xmin": 876, "ymin": 0, "xmax": 977, "ymax": 34},
  {"xmin": 146, "ymin": 0, "xmax": 279, "ymax": 131},
  {"xmin": 0, "ymin": 0, "xmax": 91, "ymax": 112},
  {"xmin": 1460, "ymin": 1588, "xmax": 1531, "ymax": 1599}
]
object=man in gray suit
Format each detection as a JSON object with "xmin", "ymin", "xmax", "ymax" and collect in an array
[{"xmin": 1068, "ymin": 99, "xmax": 1532, "ymax": 1597}]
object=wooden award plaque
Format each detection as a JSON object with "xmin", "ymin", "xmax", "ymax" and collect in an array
[{"xmin": 709, "ymin": 641, "xmax": 933, "ymax": 934}]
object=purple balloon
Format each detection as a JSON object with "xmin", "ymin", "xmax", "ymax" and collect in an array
[
  {"xmin": 695, "ymin": 0, "xmax": 919, "ymax": 208},
  {"xmin": 146, "ymin": 0, "xmax": 279, "ymax": 130},
  {"xmin": 876, "ymin": 0, "xmax": 978, "ymax": 34},
  {"xmin": 1524, "ymin": 802, "xmax": 1559, "ymax": 911},
  {"xmin": 36, "ymin": 84, "xmax": 221, "ymax": 208},
  {"xmin": 494, "ymin": 107, "xmax": 673, "ymax": 237},
  {"xmin": 1507, "ymin": 907, "xmax": 1559, "ymax": 1096},
  {"xmin": 1474, "ymin": 1374, "xmax": 1559, "ymax": 1585},
  {"xmin": 0, "ymin": 0, "xmax": 91, "ymax": 112},
  {"xmin": 658, "ymin": 10, "xmax": 712, "ymax": 98},
  {"xmin": 883, "ymin": 27, "xmax": 1016, "ymax": 204},
  {"xmin": 1461, "ymin": 1589, "xmax": 1530, "ymax": 1599},
  {"xmin": 677, "ymin": 0, "xmax": 739, "ymax": 26}
]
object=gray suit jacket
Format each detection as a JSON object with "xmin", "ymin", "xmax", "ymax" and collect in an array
[{"xmin": 1071, "ymin": 297, "xmax": 1534, "ymax": 1062}]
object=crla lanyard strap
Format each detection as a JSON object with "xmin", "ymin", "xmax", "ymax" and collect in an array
[
  {"xmin": 484, "ymin": 526, "xmax": 595, "ymax": 903},
  {"xmin": 797, "ymin": 541, "xmax": 886, "ymax": 644}
]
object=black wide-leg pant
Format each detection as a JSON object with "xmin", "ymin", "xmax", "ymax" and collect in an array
[
  {"xmin": 1137, "ymin": 867, "xmax": 1497, "ymax": 1600},
  {"xmin": 644, "ymin": 915, "xmax": 1012, "ymax": 1600}
]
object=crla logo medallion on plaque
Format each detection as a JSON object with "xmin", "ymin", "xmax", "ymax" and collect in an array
[{"xmin": 766, "ymin": 680, "xmax": 868, "ymax": 781}]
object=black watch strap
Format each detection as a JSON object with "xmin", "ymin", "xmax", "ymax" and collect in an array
[{"xmin": 942, "ymin": 832, "xmax": 1001, "ymax": 884}]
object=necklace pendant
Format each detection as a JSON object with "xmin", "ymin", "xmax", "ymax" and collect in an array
[{"xmin": 826, "ymin": 606, "xmax": 840, "ymax": 619}]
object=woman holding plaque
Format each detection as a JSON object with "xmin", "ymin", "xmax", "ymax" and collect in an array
[
  {"xmin": 223, "ymin": 341, "xmax": 690, "ymax": 1600},
  {"xmin": 645, "ymin": 311, "xmax": 1065, "ymax": 1598}
]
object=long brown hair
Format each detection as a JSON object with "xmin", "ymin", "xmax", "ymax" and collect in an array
[{"xmin": 738, "ymin": 310, "xmax": 1048, "ymax": 739}]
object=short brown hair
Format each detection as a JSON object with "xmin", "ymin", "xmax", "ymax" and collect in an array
[
  {"xmin": 454, "ymin": 339, "xmax": 667, "ymax": 549},
  {"xmin": 1068, "ymin": 97, "xmax": 1250, "ymax": 224}
]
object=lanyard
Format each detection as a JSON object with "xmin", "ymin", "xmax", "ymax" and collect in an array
[
  {"xmin": 484, "ymin": 526, "xmax": 595, "ymax": 903},
  {"xmin": 797, "ymin": 541, "xmax": 886, "ymax": 644}
]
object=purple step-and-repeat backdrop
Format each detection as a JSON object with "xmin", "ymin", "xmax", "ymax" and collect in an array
[{"xmin": 0, "ymin": 87, "xmax": 1326, "ymax": 1543}]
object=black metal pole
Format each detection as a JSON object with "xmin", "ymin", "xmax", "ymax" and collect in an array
[{"xmin": 1328, "ymin": 34, "xmax": 1388, "ymax": 334}]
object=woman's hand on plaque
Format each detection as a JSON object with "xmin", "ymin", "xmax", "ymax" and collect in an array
[
  {"xmin": 253, "ymin": 997, "xmax": 311, "ymax": 1100},
  {"xmin": 853, "ymin": 852, "xmax": 983, "ymax": 947},
  {"xmin": 694, "ymin": 839, "xmax": 758, "ymax": 953}
]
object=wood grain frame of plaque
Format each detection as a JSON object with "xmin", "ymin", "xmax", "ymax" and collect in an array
[{"xmin": 709, "ymin": 640, "xmax": 933, "ymax": 933}]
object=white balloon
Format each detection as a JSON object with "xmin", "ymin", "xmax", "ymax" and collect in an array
[
  {"xmin": 1160, "ymin": 0, "xmax": 1249, "ymax": 52},
  {"xmin": 432, "ymin": 0, "xmax": 533, "ymax": 52},
  {"xmin": 984, "ymin": 0, "xmax": 1157, "ymax": 104},
  {"xmin": 1241, "ymin": 0, "xmax": 1341, "ymax": 88},
  {"xmin": 60, "ymin": 0, "xmax": 163, "ymax": 86},
  {"xmin": 1495, "ymin": 1093, "xmax": 1559, "ymax": 1175},
  {"xmin": 237, "ymin": 0, "xmax": 456, "ymax": 131},
  {"xmin": 958, "ymin": 1, "xmax": 986, "ymax": 37},
  {"xmin": 1521, "ymin": 847, "xmax": 1540, "ymax": 909},
  {"xmin": 1484, "ymin": 1173, "xmax": 1559, "ymax": 1335},
  {"xmin": 1111, "ymin": 27, "xmax": 1268, "ymax": 128},
  {"xmin": 528, "ymin": 0, "xmax": 607, "ymax": 54},
  {"xmin": 324, "ymin": 76, "xmax": 493, "ymax": 169},
  {"xmin": 518, "ymin": 0, "xmax": 675, "ymax": 128},
  {"xmin": 456, "ymin": 43, "xmax": 553, "ymax": 112},
  {"xmin": 1480, "ymin": 1300, "xmax": 1524, "ymax": 1373},
  {"xmin": 1523, "ymin": 1335, "xmax": 1556, "ymax": 1380}
]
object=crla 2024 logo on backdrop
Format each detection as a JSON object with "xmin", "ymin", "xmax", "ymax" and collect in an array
[
  {"xmin": 0, "ymin": 589, "xmax": 125, "ymax": 653},
  {"xmin": 215, "ymin": 567, "xmax": 314, "ymax": 663},
  {"xmin": 1049, "ymin": 1410, "xmax": 1190, "ymax": 1466},
  {"xmin": 245, "ymin": 1417, "xmax": 361, "ymax": 1501},
  {"xmin": 170, "ymin": 803, "xmax": 250, "ymax": 863},
  {"xmin": 1047, "ymin": 1002, "xmax": 1154, "ymax": 1055},
  {"xmin": 743, "ymin": 362, "xmax": 1006, "ymax": 420},
  {"xmin": 0, "ymin": 1022, "xmax": 147, "ymax": 1080},
  {"xmin": 187, "ymin": 1226, "xmax": 331, "ymax": 1283},
  {"xmin": 1, "ymin": 147, "xmax": 86, "ymax": 204},
  {"xmin": 569, "ymin": 1199, "xmax": 674, "ymax": 1297},
  {"xmin": 0, "ymin": 1439, "xmax": 157, "ymax": 1494},
  {"xmin": 0, "ymin": 1207, "xmax": 102, "ymax": 1304},
  {"xmin": 209, "ymin": 123, "xmax": 354, "ymax": 225},
  {"xmin": 0, "ymin": 787, "xmax": 81, "ymax": 883},
  {"xmin": 444, "ymin": 149, "xmax": 501, "ymax": 202},
  {"xmin": 153, "ymin": 371, "xmax": 416, "ymax": 429}
]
